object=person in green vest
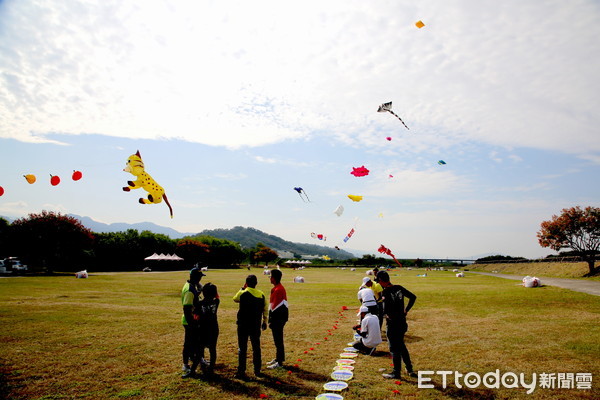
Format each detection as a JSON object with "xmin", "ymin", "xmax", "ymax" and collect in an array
[{"xmin": 181, "ymin": 267, "xmax": 204, "ymax": 378}]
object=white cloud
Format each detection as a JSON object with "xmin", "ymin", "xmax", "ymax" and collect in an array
[{"xmin": 0, "ymin": 0, "xmax": 598, "ymax": 156}]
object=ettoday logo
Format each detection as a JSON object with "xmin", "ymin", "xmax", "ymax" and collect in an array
[{"xmin": 418, "ymin": 370, "xmax": 593, "ymax": 394}]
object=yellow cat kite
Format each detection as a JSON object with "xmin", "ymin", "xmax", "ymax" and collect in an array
[{"xmin": 123, "ymin": 150, "xmax": 173, "ymax": 218}]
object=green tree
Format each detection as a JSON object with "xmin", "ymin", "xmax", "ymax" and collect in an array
[
  {"xmin": 193, "ymin": 235, "xmax": 245, "ymax": 267},
  {"xmin": 537, "ymin": 206, "xmax": 600, "ymax": 276},
  {"xmin": 0, "ymin": 217, "xmax": 10, "ymax": 257},
  {"xmin": 10, "ymin": 211, "xmax": 94, "ymax": 272},
  {"xmin": 94, "ymin": 230, "xmax": 176, "ymax": 271}
]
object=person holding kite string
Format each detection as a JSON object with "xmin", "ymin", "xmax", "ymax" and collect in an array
[
  {"xmin": 181, "ymin": 267, "xmax": 205, "ymax": 378},
  {"xmin": 377, "ymin": 270, "xmax": 418, "ymax": 380},
  {"xmin": 352, "ymin": 305, "xmax": 382, "ymax": 355},
  {"xmin": 266, "ymin": 269, "xmax": 288, "ymax": 369},
  {"xmin": 233, "ymin": 275, "xmax": 268, "ymax": 379}
]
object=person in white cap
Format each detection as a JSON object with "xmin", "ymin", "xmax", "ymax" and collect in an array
[
  {"xmin": 357, "ymin": 277, "xmax": 377, "ymax": 317},
  {"xmin": 352, "ymin": 305, "xmax": 382, "ymax": 355}
]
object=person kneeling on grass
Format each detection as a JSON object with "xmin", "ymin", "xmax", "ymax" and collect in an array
[{"xmin": 352, "ymin": 305, "xmax": 382, "ymax": 355}]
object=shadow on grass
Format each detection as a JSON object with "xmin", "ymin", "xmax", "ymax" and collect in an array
[
  {"xmin": 423, "ymin": 379, "xmax": 497, "ymax": 400},
  {"xmin": 405, "ymin": 334, "xmax": 424, "ymax": 343},
  {"xmin": 186, "ymin": 364, "xmax": 326, "ymax": 398}
]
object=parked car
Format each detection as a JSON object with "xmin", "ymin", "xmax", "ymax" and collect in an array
[
  {"xmin": 5, "ymin": 257, "xmax": 28, "ymax": 273},
  {"xmin": 12, "ymin": 261, "xmax": 28, "ymax": 272},
  {"xmin": 0, "ymin": 259, "xmax": 9, "ymax": 274}
]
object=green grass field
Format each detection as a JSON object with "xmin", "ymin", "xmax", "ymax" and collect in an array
[{"xmin": 1, "ymin": 268, "xmax": 598, "ymax": 400}]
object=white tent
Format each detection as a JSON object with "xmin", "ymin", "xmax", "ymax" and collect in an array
[
  {"xmin": 144, "ymin": 253, "xmax": 184, "ymax": 261},
  {"xmin": 144, "ymin": 253, "xmax": 161, "ymax": 261}
]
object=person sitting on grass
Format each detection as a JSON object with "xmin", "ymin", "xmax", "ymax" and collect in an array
[{"xmin": 352, "ymin": 305, "xmax": 382, "ymax": 355}]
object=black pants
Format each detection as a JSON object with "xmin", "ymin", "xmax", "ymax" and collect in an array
[
  {"xmin": 377, "ymin": 303, "xmax": 384, "ymax": 328},
  {"xmin": 237, "ymin": 326, "xmax": 262, "ymax": 374},
  {"xmin": 352, "ymin": 338, "xmax": 372, "ymax": 354},
  {"xmin": 200, "ymin": 327, "xmax": 219, "ymax": 370},
  {"xmin": 270, "ymin": 321, "xmax": 286, "ymax": 363},
  {"xmin": 387, "ymin": 322, "xmax": 413, "ymax": 376},
  {"xmin": 182, "ymin": 325, "xmax": 199, "ymax": 365}
]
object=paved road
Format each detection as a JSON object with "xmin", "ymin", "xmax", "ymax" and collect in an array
[{"xmin": 468, "ymin": 271, "xmax": 600, "ymax": 296}]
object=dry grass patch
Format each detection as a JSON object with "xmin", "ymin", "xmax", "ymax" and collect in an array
[{"xmin": 472, "ymin": 261, "xmax": 600, "ymax": 279}]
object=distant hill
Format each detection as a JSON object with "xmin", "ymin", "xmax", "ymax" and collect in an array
[
  {"xmin": 67, "ymin": 214, "xmax": 193, "ymax": 238},
  {"xmin": 193, "ymin": 226, "xmax": 355, "ymax": 260}
]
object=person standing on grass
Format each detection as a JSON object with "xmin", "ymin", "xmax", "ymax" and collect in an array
[
  {"xmin": 197, "ymin": 282, "xmax": 220, "ymax": 375},
  {"xmin": 352, "ymin": 305, "xmax": 382, "ymax": 355},
  {"xmin": 233, "ymin": 274, "xmax": 268, "ymax": 379},
  {"xmin": 181, "ymin": 267, "xmax": 205, "ymax": 378},
  {"xmin": 266, "ymin": 269, "xmax": 288, "ymax": 369},
  {"xmin": 372, "ymin": 275, "xmax": 385, "ymax": 330},
  {"xmin": 377, "ymin": 270, "xmax": 418, "ymax": 380}
]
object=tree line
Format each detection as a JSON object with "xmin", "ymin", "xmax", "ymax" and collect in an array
[
  {"xmin": 0, "ymin": 211, "xmax": 280, "ymax": 273},
  {"xmin": 2, "ymin": 205, "xmax": 597, "ymax": 275}
]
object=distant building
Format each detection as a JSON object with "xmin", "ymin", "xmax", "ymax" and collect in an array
[
  {"xmin": 300, "ymin": 254, "xmax": 320, "ymax": 260},
  {"xmin": 275, "ymin": 249, "xmax": 294, "ymax": 259}
]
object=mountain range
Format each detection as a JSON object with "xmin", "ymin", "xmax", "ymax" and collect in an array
[{"xmin": 66, "ymin": 215, "xmax": 356, "ymax": 259}]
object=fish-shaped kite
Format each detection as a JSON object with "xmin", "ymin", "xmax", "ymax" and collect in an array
[
  {"xmin": 294, "ymin": 187, "xmax": 311, "ymax": 202},
  {"xmin": 438, "ymin": 160, "xmax": 446, "ymax": 165},
  {"xmin": 350, "ymin": 166, "xmax": 370, "ymax": 177},
  {"xmin": 347, "ymin": 195, "xmax": 363, "ymax": 202},
  {"xmin": 377, "ymin": 102, "xmax": 409, "ymax": 130},
  {"xmin": 378, "ymin": 244, "xmax": 403, "ymax": 268},
  {"xmin": 123, "ymin": 150, "xmax": 173, "ymax": 218}
]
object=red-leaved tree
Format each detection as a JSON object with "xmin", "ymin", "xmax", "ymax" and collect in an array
[
  {"xmin": 176, "ymin": 239, "xmax": 210, "ymax": 267},
  {"xmin": 537, "ymin": 206, "xmax": 600, "ymax": 276},
  {"xmin": 10, "ymin": 211, "xmax": 95, "ymax": 272}
]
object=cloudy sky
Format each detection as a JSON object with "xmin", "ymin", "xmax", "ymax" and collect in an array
[{"xmin": 1, "ymin": 0, "xmax": 599, "ymax": 259}]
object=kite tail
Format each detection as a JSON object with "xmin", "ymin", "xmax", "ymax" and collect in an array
[
  {"xmin": 388, "ymin": 110, "xmax": 410, "ymax": 130},
  {"xmin": 391, "ymin": 256, "xmax": 403, "ymax": 268},
  {"xmin": 163, "ymin": 194, "xmax": 174, "ymax": 218},
  {"xmin": 304, "ymin": 191, "xmax": 311, "ymax": 202}
]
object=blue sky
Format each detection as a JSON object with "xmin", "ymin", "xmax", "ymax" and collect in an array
[{"xmin": 1, "ymin": 0, "xmax": 599, "ymax": 259}]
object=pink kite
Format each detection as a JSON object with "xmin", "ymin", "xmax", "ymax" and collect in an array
[
  {"xmin": 386, "ymin": 137, "xmax": 392, "ymax": 141},
  {"xmin": 378, "ymin": 244, "xmax": 403, "ymax": 268},
  {"xmin": 350, "ymin": 166, "xmax": 370, "ymax": 177}
]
